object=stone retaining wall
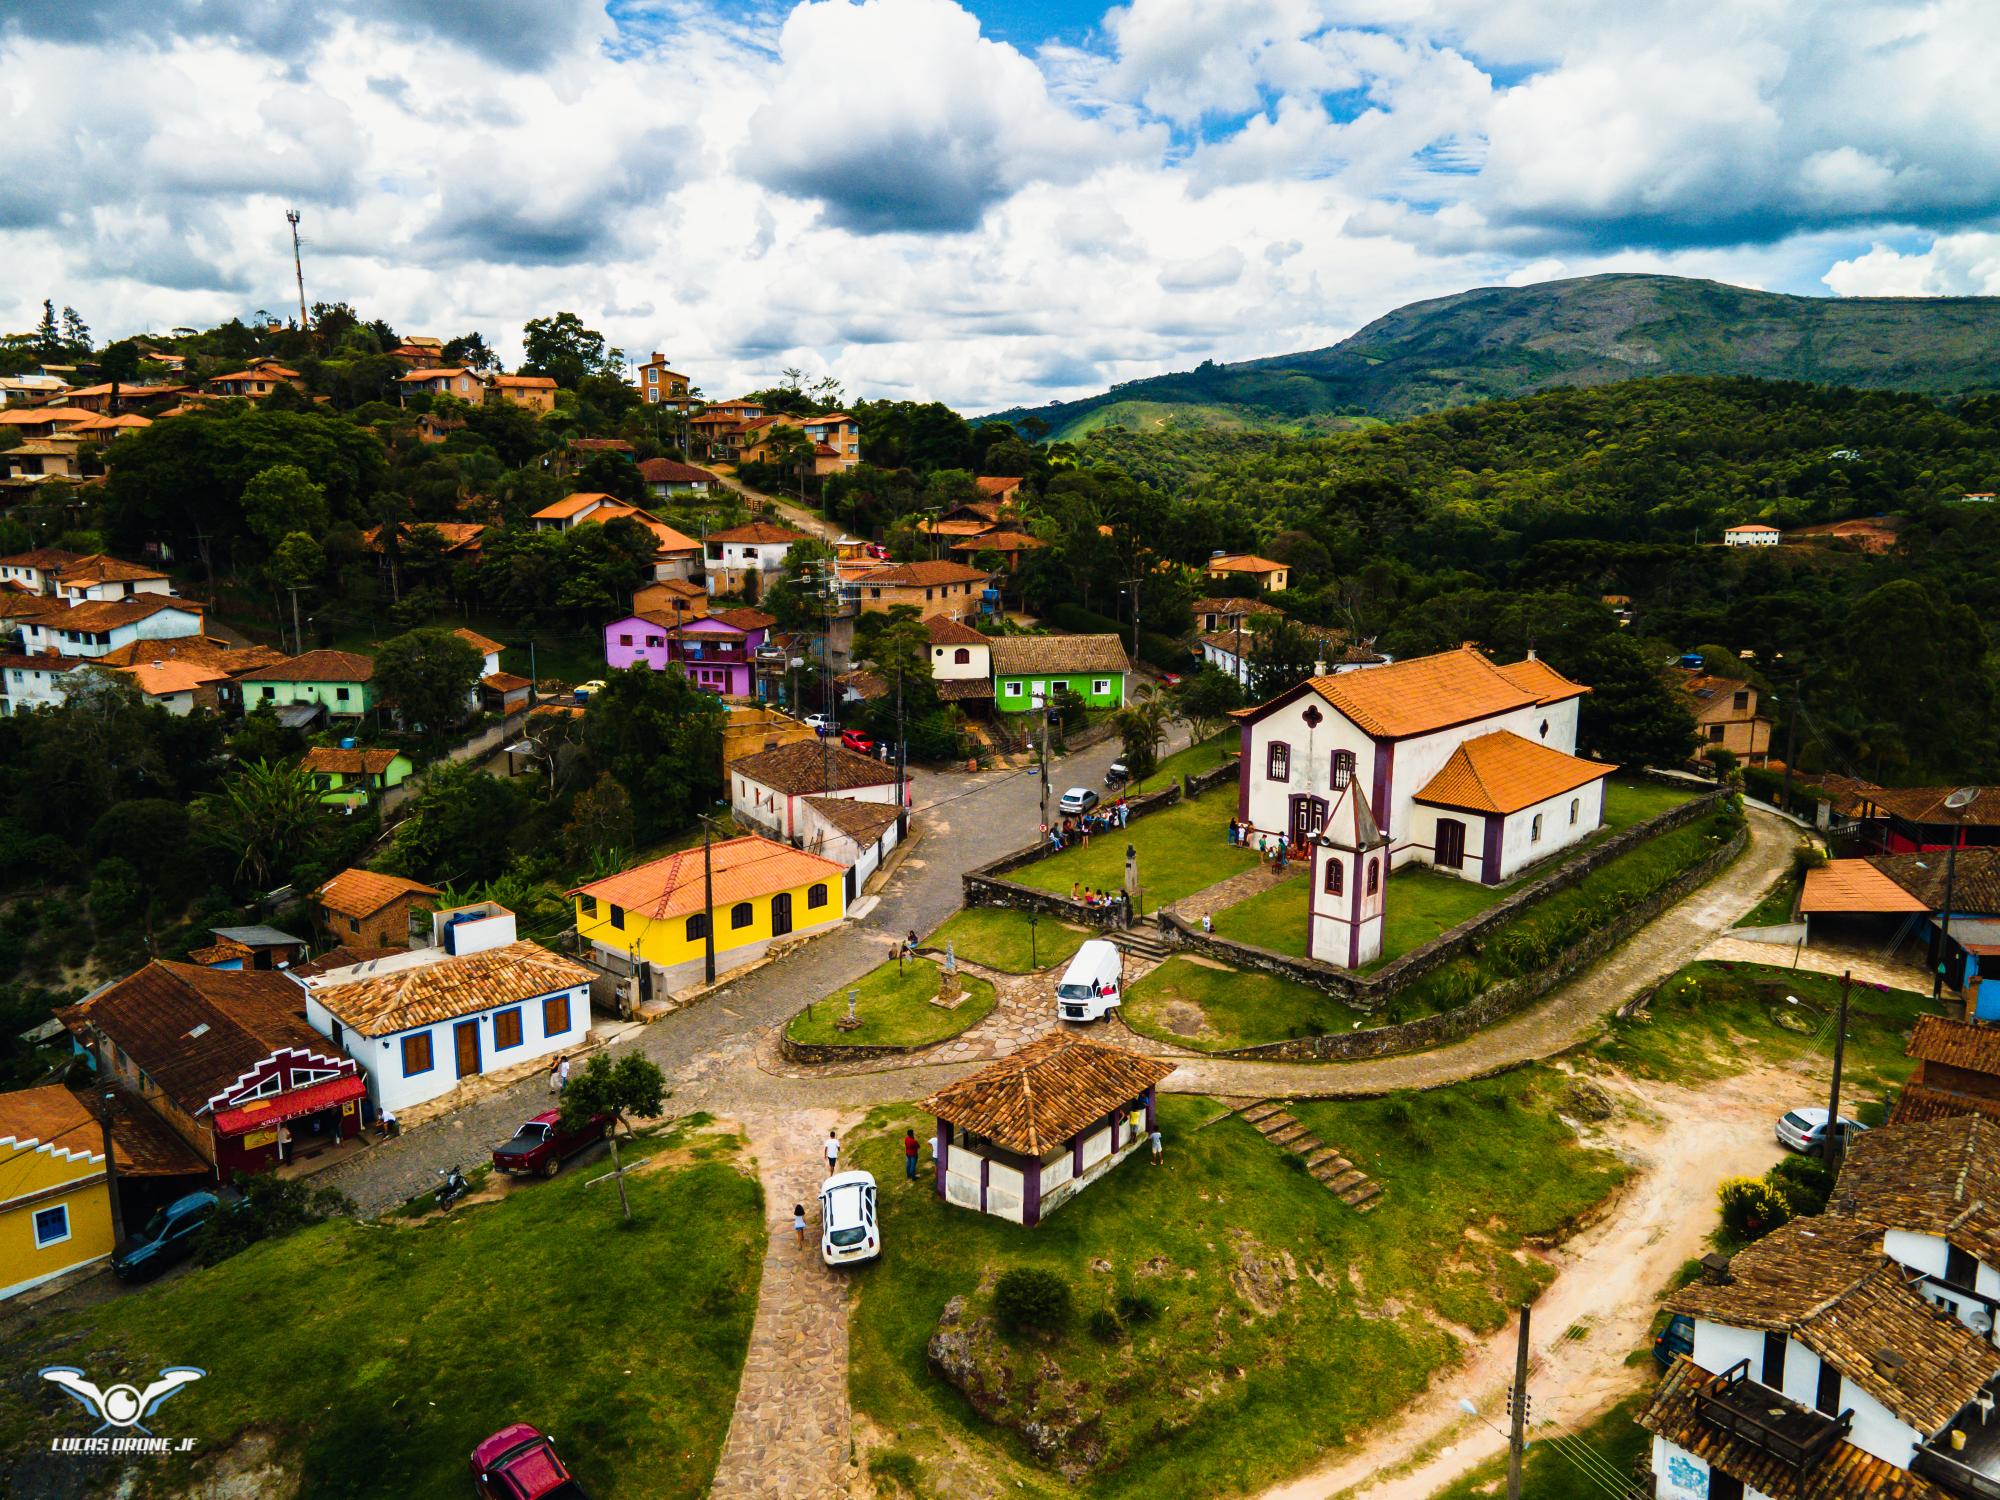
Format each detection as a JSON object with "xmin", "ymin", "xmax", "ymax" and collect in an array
[
  {"xmin": 1183, "ymin": 760, "xmax": 1239, "ymax": 799},
  {"xmin": 1159, "ymin": 788, "xmax": 1732, "ymax": 1009},
  {"xmin": 778, "ymin": 1034, "xmax": 920, "ymax": 1066},
  {"xmin": 1202, "ymin": 823, "xmax": 1749, "ymax": 1062}
]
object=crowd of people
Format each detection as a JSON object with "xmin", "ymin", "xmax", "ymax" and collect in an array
[
  {"xmin": 1044, "ymin": 795, "xmax": 1132, "ymax": 853},
  {"xmin": 1225, "ymin": 818, "xmax": 1306, "ymax": 871},
  {"xmin": 1067, "ymin": 882, "xmax": 1134, "ymax": 925}
]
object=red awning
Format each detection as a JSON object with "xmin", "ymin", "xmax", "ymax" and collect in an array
[{"xmin": 212, "ymin": 1074, "xmax": 367, "ymax": 1137}]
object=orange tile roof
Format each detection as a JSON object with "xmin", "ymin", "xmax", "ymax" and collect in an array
[
  {"xmin": 37, "ymin": 596, "xmax": 201, "ymax": 633},
  {"xmin": 490, "ymin": 373, "xmax": 557, "ymax": 389},
  {"xmin": 923, "ymin": 615, "xmax": 988, "ymax": 646},
  {"xmin": 1291, "ymin": 645, "xmax": 1540, "ymax": 739},
  {"xmin": 113, "ymin": 659, "xmax": 230, "ymax": 697},
  {"xmin": 301, "ymin": 746, "xmax": 405, "ymax": 776},
  {"xmin": 571, "ymin": 835, "xmax": 844, "ymax": 921},
  {"xmin": 532, "ymin": 492, "xmax": 616, "ymax": 521},
  {"xmin": 1413, "ymin": 731, "xmax": 1611, "ymax": 815},
  {"xmin": 234, "ymin": 648, "xmax": 374, "ymax": 684},
  {"xmin": 95, "ymin": 635, "xmax": 284, "ymax": 672},
  {"xmin": 311, "ymin": 939, "xmax": 594, "ymax": 1036},
  {"xmin": 0, "ymin": 1085, "xmax": 103, "ymax": 1165},
  {"xmin": 1799, "ymin": 859, "xmax": 1929, "ymax": 915},
  {"xmin": 452, "ymin": 626, "xmax": 504, "ymax": 657},
  {"xmin": 973, "ymin": 476, "xmax": 1023, "ymax": 494},
  {"xmin": 316, "ymin": 868, "xmax": 441, "ymax": 920},
  {"xmin": 1726, "ymin": 523, "xmax": 1781, "ymax": 533},
  {"xmin": 950, "ymin": 530, "xmax": 1045, "ymax": 553},
  {"xmin": 730, "ymin": 739, "xmax": 897, "ymax": 795},
  {"xmin": 707, "ymin": 521, "xmax": 810, "ymax": 545},
  {"xmin": 482, "ymin": 670, "xmax": 533, "ymax": 692},
  {"xmin": 1207, "ymin": 553, "xmax": 1284, "ymax": 573},
  {"xmin": 920, "ymin": 1034, "xmax": 1176, "ymax": 1156},
  {"xmin": 1490, "ymin": 655, "xmax": 1588, "ymax": 705},
  {"xmin": 855, "ymin": 560, "xmax": 989, "ymax": 587}
]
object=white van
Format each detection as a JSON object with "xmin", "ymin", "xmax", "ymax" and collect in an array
[{"xmin": 1057, "ymin": 939, "xmax": 1124, "ymax": 1022}]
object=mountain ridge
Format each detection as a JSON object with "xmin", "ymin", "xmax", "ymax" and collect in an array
[{"xmin": 986, "ymin": 273, "xmax": 2000, "ymax": 438}]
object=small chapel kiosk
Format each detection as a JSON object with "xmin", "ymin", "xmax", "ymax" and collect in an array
[
  {"xmin": 920, "ymin": 1034, "xmax": 1176, "ymax": 1227},
  {"xmin": 1237, "ymin": 645, "xmax": 1613, "ymax": 968}
]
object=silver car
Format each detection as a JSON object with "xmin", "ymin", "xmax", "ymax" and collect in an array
[{"xmin": 1775, "ymin": 1107, "xmax": 1866, "ymax": 1152}]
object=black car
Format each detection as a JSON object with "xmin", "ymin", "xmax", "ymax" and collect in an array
[
  {"xmin": 113, "ymin": 1191, "xmax": 222, "ymax": 1282},
  {"xmin": 1104, "ymin": 761, "xmax": 1131, "ymax": 788}
]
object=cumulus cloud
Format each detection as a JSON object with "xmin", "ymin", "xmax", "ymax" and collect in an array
[
  {"xmin": 743, "ymin": 0, "xmax": 1145, "ymax": 234},
  {"xmin": 1159, "ymin": 246, "xmax": 1247, "ymax": 290}
]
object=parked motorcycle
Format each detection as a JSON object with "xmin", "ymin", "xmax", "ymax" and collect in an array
[{"xmin": 437, "ymin": 1166, "xmax": 470, "ymax": 1213}]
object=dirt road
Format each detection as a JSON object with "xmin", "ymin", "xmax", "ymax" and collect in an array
[{"xmin": 1261, "ymin": 1066, "xmax": 1790, "ymax": 1500}]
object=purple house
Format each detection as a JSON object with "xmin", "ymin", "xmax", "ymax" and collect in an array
[{"xmin": 604, "ymin": 606, "xmax": 777, "ymax": 696}]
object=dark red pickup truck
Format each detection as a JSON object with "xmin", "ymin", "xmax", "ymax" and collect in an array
[{"xmin": 491, "ymin": 1110, "xmax": 610, "ymax": 1179}]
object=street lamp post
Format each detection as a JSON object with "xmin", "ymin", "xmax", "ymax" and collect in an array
[{"xmin": 1934, "ymin": 787, "xmax": 1980, "ymax": 1007}]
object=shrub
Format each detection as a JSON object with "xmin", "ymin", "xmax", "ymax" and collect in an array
[
  {"xmin": 993, "ymin": 1266, "xmax": 1073, "ymax": 1336},
  {"xmin": 1766, "ymin": 1153, "xmax": 1835, "ymax": 1218},
  {"xmin": 1115, "ymin": 1290, "xmax": 1161, "ymax": 1324},
  {"xmin": 1088, "ymin": 1307, "xmax": 1124, "ymax": 1343},
  {"xmin": 192, "ymin": 1172, "xmax": 354, "ymax": 1267},
  {"xmin": 1718, "ymin": 1176, "xmax": 1791, "ymax": 1244}
]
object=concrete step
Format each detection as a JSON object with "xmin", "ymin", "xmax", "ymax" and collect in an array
[
  {"xmin": 1303, "ymin": 1146, "xmax": 1342, "ymax": 1169},
  {"xmin": 1252, "ymin": 1113, "xmax": 1296, "ymax": 1136},
  {"xmin": 1269, "ymin": 1124, "xmax": 1314, "ymax": 1149},
  {"xmin": 1308, "ymin": 1155, "xmax": 1353, "ymax": 1177},
  {"xmin": 1343, "ymin": 1182, "xmax": 1385, "ymax": 1211},
  {"xmin": 1323, "ymin": 1168, "xmax": 1368, "ymax": 1193},
  {"xmin": 1240, "ymin": 1102, "xmax": 1283, "ymax": 1125}
]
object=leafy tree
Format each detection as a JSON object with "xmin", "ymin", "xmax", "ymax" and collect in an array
[
  {"xmin": 87, "ymin": 799, "xmax": 192, "ymax": 884},
  {"xmin": 1566, "ymin": 633, "xmax": 1697, "ymax": 769},
  {"xmin": 60, "ymin": 306, "xmax": 91, "ymax": 356},
  {"xmin": 1170, "ymin": 665, "xmax": 1244, "ymax": 746},
  {"xmin": 98, "ymin": 339, "xmax": 145, "ymax": 384},
  {"xmin": 384, "ymin": 763, "xmax": 522, "ymax": 886},
  {"xmin": 558, "ymin": 1051, "xmax": 669, "ymax": 1221},
  {"xmin": 562, "ymin": 773, "xmax": 635, "ymax": 867},
  {"xmin": 441, "ymin": 332, "xmax": 498, "ymax": 371},
  {"xmin": 196, "ymin": 760, "xmax": 328, "ymax": 892},
  {"xmin": 522, "ymin": 311, "xmax": 617, "ymax": 389},
  {"xmin": 993, "ymin": 1267, "xmax": 1072, "ymax": 1335},
  {"xmin": 374, "ymin": 627, "xmax": 483, "ymax": 739},
  {"xmin": 227, "ymin": 704, "xmax": 304, "ymax": 765},
  {"xmin": 33, "ymin": 300, "xmax": 58, "ymax": 358},
  {"xmin": 1112, "ymin": 691, "xmax": 1170, "ymax": 781},
  {"xmin": 192, "ymin": 1173, "xmax": 353, "ymax": 1266},
  {"xmin": 1247, "ymin": 618, "xmax": 1322, "ymax": 701},
  {"xmin": 581, "ymin": 665, "xmax": 725, "ymax": 842}
]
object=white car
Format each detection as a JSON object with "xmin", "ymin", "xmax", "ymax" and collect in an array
[
  {"xmin": 1059, "ymin": 786, "xmax": 1099, "ymax": 815},
  {"xmin": 1775, "ymin": 1107, "xmax": 1867, "ymax": 1153},
  {"xmin": 1057, "ymin": 939, "xmax": 1124, "ymax": 1022},
  {"xmin": 820, "ymin": 1170, "xmax": 880, "ymax": 1265},
  {"xmin": 804, "ymin": 713, "xmax": 834, "ymax": 735}
]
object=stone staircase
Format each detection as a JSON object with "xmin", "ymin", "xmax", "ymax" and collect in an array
[
  {"xmin": 1239, "ymin": 1100, "xmax": 1383, "ymax": 1212},
  {"xmin": 1106, "ymin": 914, "xmax": 1172, "ymax": 963}
]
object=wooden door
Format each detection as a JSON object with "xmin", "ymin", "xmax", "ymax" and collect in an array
[
  {"xmin": 1435, "ymin": 818, "xmax": 1466, "ymax": 871},
  {"xmin": 454, "ymin": 1020, "xmax": 481, "ymax": 1079},
  {"xmin": 1289, "ymin": 796, "xmax": 1326, "ymax": 845},
  {"xmin": 771, "ymin": 891, "xmax": 793, "ymax": 937}
]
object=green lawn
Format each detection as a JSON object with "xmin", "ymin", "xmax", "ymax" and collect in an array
[
  {"xmin": 929, "ymin": 908, "xmax": 1088, "ymax": 973},
  {"xmin": 1131, "ymin": 733, "xmax": 1235, "ymax": 794},
  {"xmin": 845, "ymin": 1071, "xmax": 1627, "ymax": 1498},
  {"xmin": 1121, "ymin": 954, "xmax": 1374, "ymax": 1050},
  {"xmin": 1590, "ymin": 960, "xmax": 1940, "ymax": 1103},
  {"xmin": 1010, "ymin": 790, "xmax": 1257, "ymax": 910},
  {"xmin": 1602, "ymin": 775, "xmax": 1699, "ymax": 830},
  {"xmin": 1202, "ymin": 862, "xmax": 1504, "ymax": 966},
  {"xmin": 1735, "ymin": 868, "xmax": 1802, "ymax": 928},
  {"xmin": 785, "ymin": 958, "xmax": 997, "ymax": 1047},
  {"xmin": 0, "ymin": 1123, "xmax": 762, "ymax": 1498},
  {"xmin": 1432, "ymin": 1391, "xmax": 1653, "ymax": 1500}
]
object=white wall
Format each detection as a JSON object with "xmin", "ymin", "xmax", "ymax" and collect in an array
[
  {"xmin": 1493, "ymin": 777, "xmax": 1605, "ymax": 881},
  {"xmin": 1691, "ymin": 1316, "xmax": 1920, "ymax": 1472},
  {"xmin": 930, "ymin": 643, "xmax": 989, "ymax": 681},
  {"xmin": 1241, "ymin": 696, "xmax": 1376, "ymax": 842},
  {"xmin": 308, "ymin": 982, "xmax": 589, "ymax": 1115},
  {"xmin": 1884, "ymin": 1228, "xmax": 2000, "ymax": 1340}
]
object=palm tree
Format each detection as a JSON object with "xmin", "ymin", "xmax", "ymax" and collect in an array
[
  {"xmin": 198, "ymin": 759, "xmax": 326, "ymax": 890},
  {"xmin": 1112, "ymin": 689, "xmax": 1171, "ymax": 782}
]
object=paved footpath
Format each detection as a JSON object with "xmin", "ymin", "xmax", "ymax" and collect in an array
[{"xmin": 710, "ymin": 1110, "xmax": 856, "ymax": 1500}]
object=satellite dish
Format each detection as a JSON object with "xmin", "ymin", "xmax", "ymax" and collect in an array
[{"xmin": 1948, "ymin": 787, "xmax": 1980, "ymax": 811}]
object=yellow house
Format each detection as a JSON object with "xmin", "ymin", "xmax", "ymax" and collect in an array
[
  {"xmin": 571, "ymin": 835, "xmax": 846, "ymax": 995},
  {"xmin": 0, "ymin": 1086, "xmax": 113, "ymax": 1299}
]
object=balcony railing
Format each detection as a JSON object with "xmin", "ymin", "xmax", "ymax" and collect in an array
[{"xmin": 1694, "ymin": 1360, "xmax": 1852, "ymax": 1472}]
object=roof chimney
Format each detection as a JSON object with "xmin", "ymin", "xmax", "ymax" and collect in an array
[
  {"xmin": 651, "ymin": 351, "xmax": 664, "ymax": 364},
  {"xmin": 1526, "ymin": 648, "xmax": 1538, "ymax": 661}
]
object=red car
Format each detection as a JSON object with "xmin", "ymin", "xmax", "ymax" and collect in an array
[
  {"xmin": 840, "ymin": 728, "xmax": 877, "ymax": 755},
  {"xmin": 470, "ymin": 1424, "xmax": 590, "ymax": 1499},
  {"xmin": 491, "ymin": 1110, "xmax": 611, "ymax": 1179}
]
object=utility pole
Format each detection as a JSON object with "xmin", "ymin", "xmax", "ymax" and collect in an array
[
  {"xmin": 1039, "ymin": 698, "xmax": 1052, "ymax": 834},
  {"xmin": 97, "ymin": 1091, "xmax": 125, "ymax": 1250},
  {"xmin": 1505, "ymin": 1302, "xmax": 1531, "ymax": 1500},
  {"xmin": 287, "ymin": 585, "xmax": 304, "ymax": 658},
  {"xmin": 286, "ymin": 209, "xmax": 308, "ymax": 329},
  {"xmin": 699, "ymin": 813, "xmax": 720, "ymax": 985},
  {"xmin": 528, "ymin": 640, "xmax": 538, "ymax": 705},
  {"xmin": 1823, "ymin": 970, "xmax": 1851, "ymax": 1165},
  {"xmin": 1779, "ymin": 684, "xmax": 1800, "ymax": 812},
  {"xmin": 1935, "ymin": 789, "xmax": 1979, "ymax": 1005}
]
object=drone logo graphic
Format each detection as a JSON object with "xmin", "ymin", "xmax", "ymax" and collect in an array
[{"xmin": 40, "ymin": 1366, "xmax": 205, "ymax": 1436}]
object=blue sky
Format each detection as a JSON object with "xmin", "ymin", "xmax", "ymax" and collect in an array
[{"xmin": 4, "ymin": 0, "xmax": 1998, "ymax": 410}]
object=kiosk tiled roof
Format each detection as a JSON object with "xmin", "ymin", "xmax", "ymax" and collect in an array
[{"xmin": 920, "ymin": 1034, "xmax": 1175, "ymax": 1157}]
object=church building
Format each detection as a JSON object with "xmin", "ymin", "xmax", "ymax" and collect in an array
[{"xmin": 1235, "ymin": 645, "xmax": 1611, "ymax": 905}]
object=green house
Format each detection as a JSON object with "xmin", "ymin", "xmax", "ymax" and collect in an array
[
  {"xmin": 301, "ymin": 745, "xmax": 415, "ymax": 807},
  {"xmin": 235, "ymin": 649, "xmax": 379, "ymax": 720},
  {"xmin": 989, "ymin": 633, "xmax": 1129, "ymax": 714}
]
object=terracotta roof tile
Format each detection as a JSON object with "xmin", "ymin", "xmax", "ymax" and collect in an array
[
  {"xmin": 1667, "ymin": 1216, "xmax": 2000, "ymax": 1433},
  {"xmin": 235, "ymin": 649, "xmax": 375, "ymax": 684},
  {"xmin": 1490, "ymin": 656, "xmax": 1589, "ymax": 705},
  {"xmin": 1870, "ymin": 848, "xmax": 2000, "ymax": 913},
  {"xmin": 1906, "ymin": 1015, "xmax": 2000, "ymax": 1075},
  {"xmin": 482, "ymin": 671, "xmax": 532, "ymax": 692},
  {"xmin": 801, "ymin": 794, "xmax": 902, "ymax": 843},
  {"xmin": 36, "ymin": 596, "xmax": 201, "ymax": 633},
  {"xmin": 1833, "ymin": 1114, "xmax": 2000, "ymax": 1268},
  {"xmin": 1892, "ymin": 1080, "xmax": 2000, "ymax": 1128},
  {"xmin": 1287, "ymin": 645, "xmax": 1541, "ymax": 739},
  {"xmin": 855, "ymin": 559, "xmax": 990, "ymax": 587},
  {"xmin": 532, "ymin": 492, "xmax": 616, "ymax": 521},
  {"xmin": 637, "ymin": 458, "xmax": 715, "ymax": 484},
  {"xmin": 301, "ymin": 746, "xmax": 404, "ymax": 776},
  {"xmin": 289, "ymin": 946, "xmax": 400, "ymax": 980},
  {"xmin": 572, "ymin": 835, "xmax": 844, "ymax": 921},
  {"xmin": 923, "ymin": 615, "xmax": 988, "ymax": 646},
  {"xmin": 730, "ymin": 739, "xmax": 897, "ymax": 794},
  {"xmin": 1855, "ymin": 786, "xmax": 2000, "ymax": 829},
  {"xmin": 310, "ymin": 939, "xmax": 593, "ymax": 1037},
  {"xmin": 920, "ymin": 1034, "xmax": 1176, "ymax": 1157},
  {"xmin": 451, "ymin": 626, "xmax": 504, "ymax": 657},
  {"xmin": 57, "ymin": 962, "xmax": 339, "ymax": 1115},
  {"xmin": 1639, "ymin": 1356, "xmax": 1952, "ymax": 1500},
  {"xmin": 113, "ymin": 659, "xmax": 229, "ymax": 696},
  {"xmin": 1207, "ymin": 554, "xmax": 1285, "ymax": 573},
  {"xmin": 316, "ymin": 868, "xmax": 441, "ymax": 920},
  {"xmin": 1189, "ymin": 596, "xmax": 1282, "ymax": 619},
  {"xmin": 707, "ymin": 521, "xmax": 810, "ymax": 545},
  {"xmin": 1413, "ymin": 730, "xmax": 1611, "ymax": 815},
  {"xmin": 973, "ymin": 476, "xmax": 1023, "ymax": 494},
  {"xmin": 1800, "ymin": 859, "xmax": 1930, "ymax": 915},
  {"xmin": 988, "ymin": 633, "xmax": 1128, "ymax": 677},
  {"xmin": 54, "ymin": 554, "xmax": 167, "ymax": 585}
]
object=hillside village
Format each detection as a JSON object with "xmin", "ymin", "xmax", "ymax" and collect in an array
[{"xmin": 5, "ymin": 291, "xmax": 2000, "ymax": 1500}]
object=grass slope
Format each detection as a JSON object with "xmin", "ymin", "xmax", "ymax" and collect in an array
[
  {"xmin": 0, "ymin": 1127, "xmax": 762, "ymax": 1498},
  {"xmin": 1011, "ymin": 791, "xmax": 1256, "ymax": 910},
  {"xmin": 1121, "ymin": 954, "xmax": 1373, "ymax": 1050},
  {"xmin": 846, "ymin": 1072, "xmax": 1626, "ymax": 1498},
  {"xmin": 928, "ymin": 908, "xmax": 1087, "ymax": 973}
]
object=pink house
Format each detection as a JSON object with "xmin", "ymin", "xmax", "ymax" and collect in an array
[{"xmin": 604, "ymin": 606, "xmax": 776, "ymax": 696}]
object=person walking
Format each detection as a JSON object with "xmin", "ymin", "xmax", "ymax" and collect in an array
[
  {"xmin": 903, "ymin": 1128, "xmax": 920, "ymax": 1183},
  {"xmin": 548, "ymin": 1055, "xmax": 565, "ymax": 1094},
  {"xmin": 824, "ymin": 1129, "xmax": 840, "ymax": 1173},
  {"xmin": 1150, "ymin": 1125, "xmax": 1163, "ymax": 1165},
  {"xmin": 793, "ymin": 1203, "xmax": 808, "ymax": 1247},
  {"xmin": 1200, "ymin": 912, "xmax": 1213, "ymax": 934}
]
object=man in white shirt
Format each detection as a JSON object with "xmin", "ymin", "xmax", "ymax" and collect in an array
[{"xmin": 824, "ymin": 1130, "xmax": 840, "ymax": 1172}]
